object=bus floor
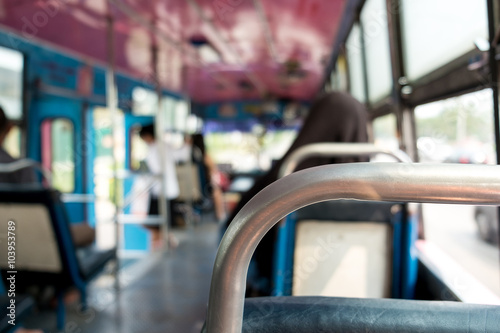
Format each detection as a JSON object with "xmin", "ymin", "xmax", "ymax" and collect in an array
[{"xmin": 25, "ymin": 218, "xmax": 220, "ymax": 333}]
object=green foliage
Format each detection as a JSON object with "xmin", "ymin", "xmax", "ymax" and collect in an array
[{"xmin": 416, "ymin": 105, "xmax": 493, "ymax": 143}]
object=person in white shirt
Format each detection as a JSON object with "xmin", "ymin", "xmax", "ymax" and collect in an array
[{"xmin": 139, "ymin": 124, "xmax": 188, "ymax": 247}]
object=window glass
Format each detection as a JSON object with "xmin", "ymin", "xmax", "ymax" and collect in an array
[
  {"xmin": 373, "ymin": 113, "xmax": 398, "ymax": 151},
  {"xmin": 361, "ymin": 0, "xmax": 393, "ymax": 103},
  {"xmin": 0, "ymin": 46, "xmax": 23, "ymax": 120},
  {"xmin": 130, "ymin": 126, "xmax": 149, "ymax": 171},
  {"xmin": 328, "ymin": 70, "xmax": 337, "ymax": 92},
  {"xmin": 92, "ymin": 107, "xmax": 124, "ymax": 250},
  {"xmin": 2, "ymin": 125, "xmax": 21, "ymax": 158},
  {"xmin": 92, "ymin": 107, "xmax": 124, "ymax": 214},
  {"xmin": 174, "ymin": 100, "xmax": 189, "ymax": 132},
  {"xmin": 161, "ymin": 96, "xmax": 178, "ymax": 131},
  {"xmin": 205, "ymin": 129, "xmax": 297, "ymax": 173},
  {"xmin": 132, "ymin": 87, "xmax": 158, "ymax": 116},
  {"xmin": 401, "ymin": 0, "xmax": 488, "ymax": 81},
  {"xmin": 415, "ymin": 89, "xmax": 499, "ymax": 296},
  {"xmin": 41, "ymin": 119, "xmax": 75, "ymax": 193},
  {"xmin": 336, "ymin": 55, "xmax": 349, "ymax": 92},
  {"xmin": 346, "ymin": 24, "xmax": 366, "ymax": 103},
  {"xmin": 415, "ymin": 89, "xmax": 495, "ymax": 164},
  {"xmin": 186, "ymin": 114, "xmax": 203, "ymax": 134}
]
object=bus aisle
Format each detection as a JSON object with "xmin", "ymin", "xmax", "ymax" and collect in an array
[{"xmin": 24, "ymin": 220, "xmax": 219, "ymax": 333}]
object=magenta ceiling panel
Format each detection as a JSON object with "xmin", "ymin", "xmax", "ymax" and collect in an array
[{"xmin": 0, "ymin": 0, "xmax": 347, "ymax": 103}]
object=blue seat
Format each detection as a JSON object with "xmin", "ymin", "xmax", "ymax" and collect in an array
[
  {"xmin": 0, "ymin": 184, "xmax": 116, "ymax": 330},
  {"xmin": 272, "ymin": 200, "xmax": 418, "ymax": 299},
  {"xmin": 239, "ymin": 296, "xmax": 500, "ymax": 333}
]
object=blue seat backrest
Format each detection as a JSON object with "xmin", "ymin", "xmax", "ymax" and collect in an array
[
  {"xmin": 0, "ymin": 185, "xmax": 86, "ymax": 290},
  {"xmin": 273, "ymin": 200, "xmax": 417, "ymax": 298},
  {"xmin": 294, "ymin": 200, "xmax": 396, "ymax": 223}
]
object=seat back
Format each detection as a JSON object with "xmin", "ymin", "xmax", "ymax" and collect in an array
[
  {"xmin": 0, "ymin": 185, "xmax": 85, "ymax": 289},
  {"xmin": 175, "ymin": 163, "xmax": 202, "ymax": 201},
  {"xmin": 291, "ymin": 201, "xmax": 396, "ymax": 298},
  {"xmin": 0, "ymin": 203, "xmax": 61, "ymax": 272},
  {"xmin": 272, "ymin": 144, "xmax": 417, "ymax": 299},
  {"xmin": 274, "ymin": 200, "xmax": 419, "ymax": 299}
]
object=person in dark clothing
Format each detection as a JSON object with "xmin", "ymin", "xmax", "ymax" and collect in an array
[
  {"xmin": 0, "ymin": 106, "xmax": 36, "ymax": 183},
  {"xmin": 191, "ymin": 133, "xmax": 226, "ymax": 221},
  {"xmin": 224, "ymin": 92, "xmax": 369, "ymax": 295},
  {"xmin": 0, "ymin": 105, "xmax": 95, "ymax": 248}
]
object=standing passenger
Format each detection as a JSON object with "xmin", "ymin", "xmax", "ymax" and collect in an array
[
  {"xmin": 224, "ymin": 92, "xmax": 369, "ymax": 295},
  {"xmin": 139, "ymin": 124, "xmax": 187, "ymax": 248},
  {"xmin": 191, "ymin": 133, "xmax": 226, "ymax": 222}
]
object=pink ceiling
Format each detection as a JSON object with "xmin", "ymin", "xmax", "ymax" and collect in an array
[{"xmin": 0, "ymin": 0, "xmax": 347, "ymax": 103}]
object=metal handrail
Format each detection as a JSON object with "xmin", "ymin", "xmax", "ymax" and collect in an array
[
  {"xmin": 121, "ymin": 176, "xmax": 158, "ymax": 209},
  {"xmin": 278, "ymin": 143, "xmax": 412, "ymax": 178},
  {"xmin": 94, "ymin": 169, "xmax": 162, "ymax": 180},
  {"xmin": 206, "ymin": 163, "xmax": 500, "ymax": 332},
  {"xmin": 0, "ymin": 159, "xmax": 52, "ymax": 184},
  {"xmin": 60, "ymin": 193, "xmax": 97, "ymax": 203}
]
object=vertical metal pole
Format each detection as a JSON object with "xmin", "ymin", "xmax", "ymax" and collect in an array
[
  {"xmin": 152, "ymin": 44, "xmax": 170, "ymax": 249},
  {"xmin": 386, "ymin": 0, "xmax": 407, "ymax": 152},
  {"xmin": 184, "ymin": 99, "xmax": 194, "ymax": 227},
  {"xmin": 359, "ymin": 20, "xmax": 371, "ymax": 108},
  {"xmin": 488, "ymin": 0, "xmax": 500, "ymax": 164},
  {"xmin": 487, "ymin": 0, "xmax": 500, "ymax": 275},
  {"xmin": 106, "ymin": 16, "xmax": 120, "ymax": 287}
]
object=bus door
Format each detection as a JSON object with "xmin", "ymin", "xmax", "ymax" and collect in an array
[
  {"xmin": 87, "ymin": 106, "xmax": 124, "ymax": 251},
  {"xmin": 28, "ymin": 96, "xmax": 86, "ymax": 223},
  {"xmin": 121, "ymin": 114, "xmax": 155, "ymax": 253}
]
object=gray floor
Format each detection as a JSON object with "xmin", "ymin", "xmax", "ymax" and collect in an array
[{"xmin": 25, "ymin": 222, "xmax": 220, "ymax": 333}]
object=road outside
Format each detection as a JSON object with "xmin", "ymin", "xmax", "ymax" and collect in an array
[{"xmin": 422, "ymin": 203, "xmax": 500, "ymax": 296}]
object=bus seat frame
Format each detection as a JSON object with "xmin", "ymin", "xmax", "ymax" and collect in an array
[
  {"xmin": 206, "ymin": 162, "xmax": 500, "ymax": 333},
  {"xmin": 273, "ymin": 143, "xmax": 416, "ymax": 298}
]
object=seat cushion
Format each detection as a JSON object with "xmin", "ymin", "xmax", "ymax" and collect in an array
[
  {"xmin": 77, "ymin": 247, "xmax": 116, "ymax": 280},
  {"xmin": 241, "ymin": 296, "xmax": 500, "ymax": 333}
]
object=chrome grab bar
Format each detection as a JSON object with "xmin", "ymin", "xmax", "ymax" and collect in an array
[
  {"xmin": 60, "ymin": 193, "xmax": 96, "ymax": 203},
  {"xmin": 206, "ymin": 163, "xmax": 500, "ymax": 333},
  {"xmin": 0, "ymin": 159, "xmax": 52, "ymax": 183},
  {"xmin": 94, "ymin": 169, "xmax": 162, "ymax": 180},
  {"xmin": 278, "ymin": 143, "xmax": 412, "ymax": 178}
]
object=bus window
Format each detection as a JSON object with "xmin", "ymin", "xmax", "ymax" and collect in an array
[
  {"xmin": 372, "ymin": 113, "xmax": 398, "ymax": 151},
  {"xmin": 0, "ymin": 46, "xmax": 23, "ymax": 121},
  {"xmin": 346, "ymin": 24, "xmax": 366, "ymax": 103},
  {"xmin": 259, "ymin": 129, "xmax": 297, "ymax": 170},
  {"xmin": 361, "ymin": 0, "xmax": 392, "ymax": 103},
  {"xmin": 174, "ymin": 100, "xmax": 189, "ymax": 132},
  {"xmin": 415, "ymin": 89, "xmax": 499, "ymax": 296},
  {"xmin": 205, "ymin": 125, "xmax": 298, "ymax": 173},
  {"xmin": 41, "ymin": 118, "xmax": 75, "ymax": 193},
  {"xmin": 206, "ymin": 131, "xmax": 261, "ymax": 173},
  {"xmin": 415, "ymin": 89, "xmax": 495, "ymax": 164},
  {"xmin": 161, "ymin": 96, "xmax": 177, "ymax": 131},
  {"xmin": 130, "ymin": 127, "xmax": 149, "ymax": 171},
  {"xmin": 401, "ymin": 0, "xmax": 488, "ymax": 82},
  {"xmin": 335, "ymin": 55, "xmax": 349, "ymax": 92},
  {"xmin": 132, "ymin": 87, "xmax": 158, "ymax": 116}
]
